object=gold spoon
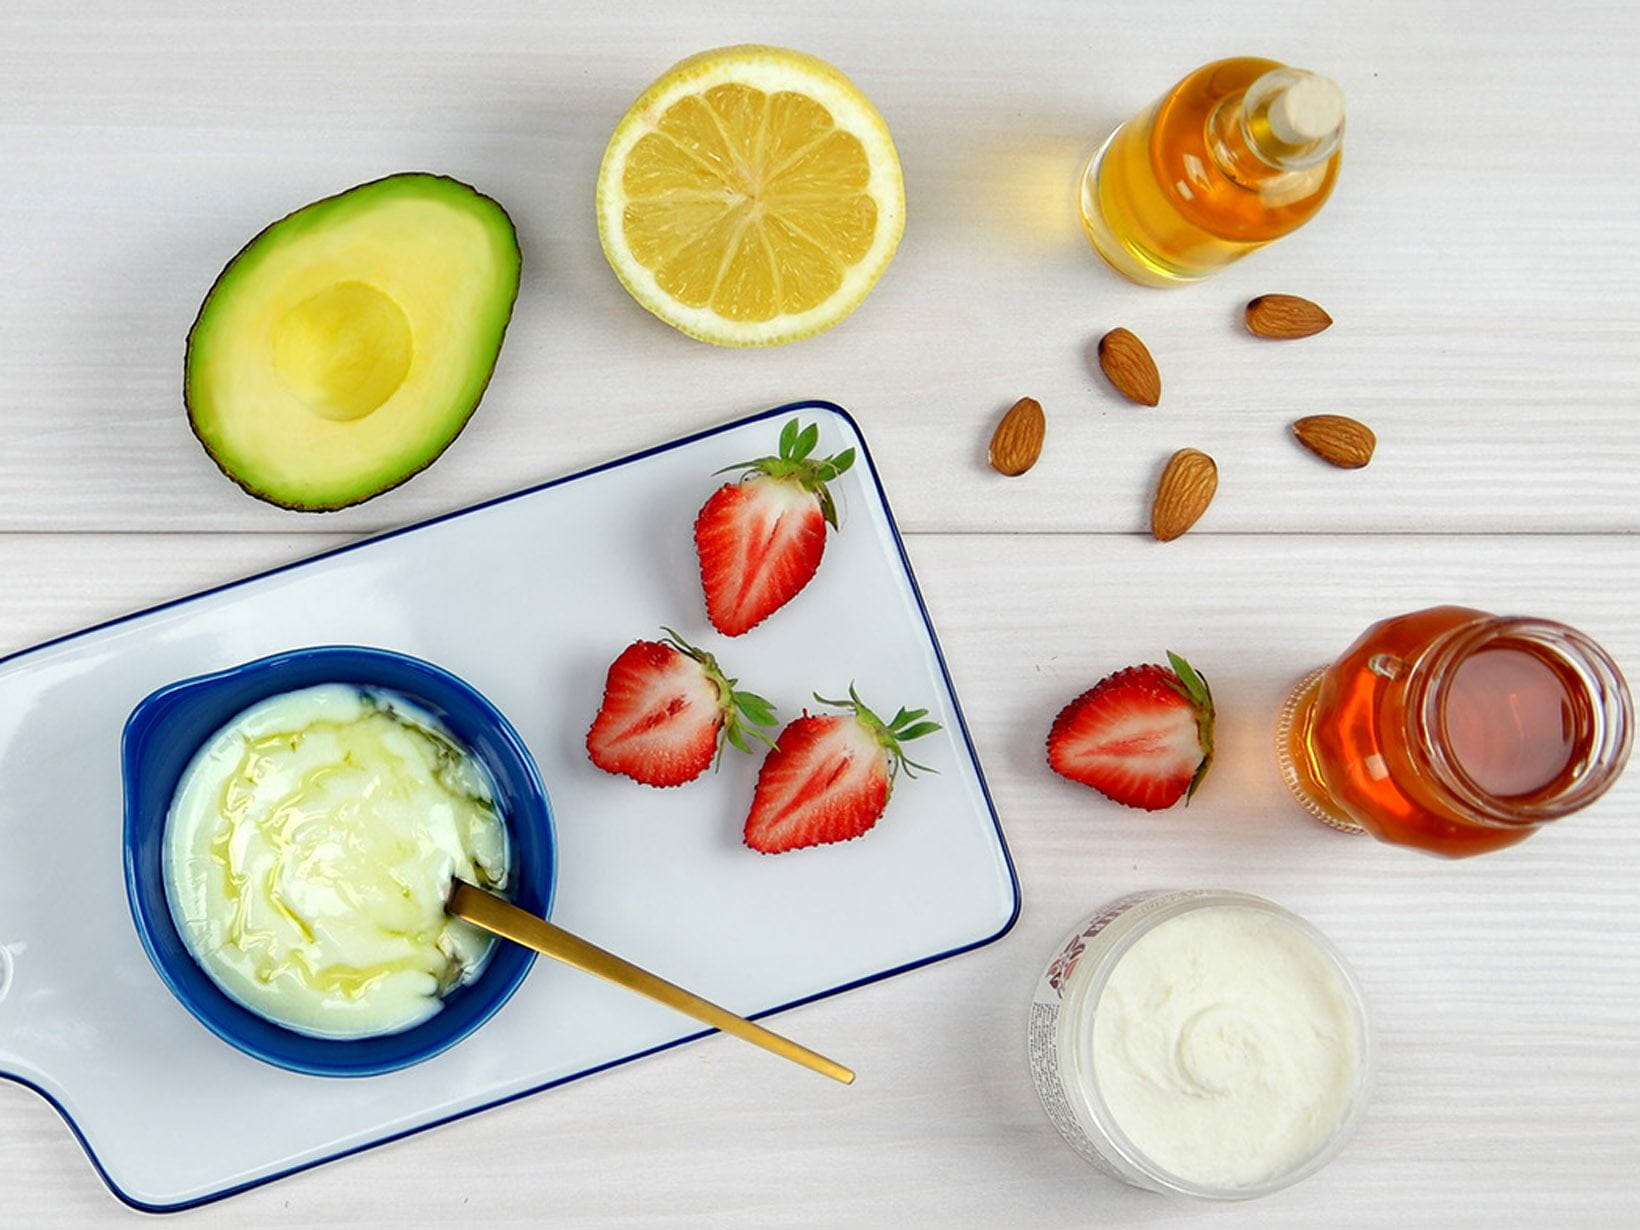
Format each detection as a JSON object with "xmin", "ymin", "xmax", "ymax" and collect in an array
[{"xmin": 446, "ymin": 880, "xmax": 854, "ymax": 1085}]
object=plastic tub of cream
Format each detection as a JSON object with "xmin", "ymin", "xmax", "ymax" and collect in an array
[{"xmin": 1027, "ymin": 890, "xmax": 1371, "ymax": 1199}]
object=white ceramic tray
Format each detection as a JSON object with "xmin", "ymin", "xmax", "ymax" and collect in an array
[{"xmin": 0, "ymin": 403, "xmax": 1018, "ymax": 1211}]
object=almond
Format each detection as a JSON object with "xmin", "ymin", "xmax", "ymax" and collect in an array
[
  {"xmin": 1150, "ymin": 448, "xmax": 1218, "ymax": 541},
  {"xmin": 1097, "ymin": 327, "xmax": 1161, "ymax": 406},
  {"xmin": 1291, "ymin": 415, "xmax": 1375, "ymax": 468},
  {"xmin": 988, "ymin": 396, "xmax": 1046, "ymax": 476},
  {"xmin": 1245, "ymin": 294, "xmax": 1332, "ymax": 339}
]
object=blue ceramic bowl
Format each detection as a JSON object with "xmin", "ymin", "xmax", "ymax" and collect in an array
[{"xmin": 122, "ymin": 646, "xmax": 556, "ymax": 1078}]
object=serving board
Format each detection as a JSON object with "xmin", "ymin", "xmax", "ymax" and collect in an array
[{"xmin": 0, "ymin": 403, "xmax": 1018, "ymax": 1211}]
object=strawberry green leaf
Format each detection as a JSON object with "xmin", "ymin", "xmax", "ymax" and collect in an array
[
  {"xmin": 792, "ymin": 422, "xmax": 820, "ymax": 461},
  {"xmin": 1165, "ymin": 650, "xmax": 1212, "ymax": 711},
  {"xmin": 896, "ymin": 720, "xmax": 943, "ymax": 741},
  {"xmin": 1164, "ymin": 651, "xmax": 1215, "ymax": 802},
  {"xmin": 1185, "ymin": 754, "xmax": 1212, "ymax": 801},
  {"xmin": 734, "ymin": 692, "xmax": 779, "ymax": 726},
  {"xmin": 778, "ymin": 418, "xmax": 800, "ymax": 457}
]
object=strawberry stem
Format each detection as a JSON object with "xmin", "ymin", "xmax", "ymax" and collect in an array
[
  {"xmin": 658, "ymin": 627, "xmax": 779, "ymax": 764},
  {"xmin": 812, "ymin": 684, "xmax": 941, "ymax": 788},
  {"xmin": 1163, "ymin": 650, "xmax": 1215, "ymax": 801},
  {"xmin": 714, "ymin": 418, "xmax": 856, "ymax": 530}
]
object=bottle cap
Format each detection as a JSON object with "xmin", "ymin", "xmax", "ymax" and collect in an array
[{"xmin": 1267, "ymin": 73, "xmax": 1345, "ymax": 145}]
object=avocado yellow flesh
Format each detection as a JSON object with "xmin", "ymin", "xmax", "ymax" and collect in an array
[
  {"xmin": 186, "ymin": 173, "xmax": 521, "ymax": 510},
  {"xmin": 270, "ymin": 280, "xmax": 414, "ymax": 423}
]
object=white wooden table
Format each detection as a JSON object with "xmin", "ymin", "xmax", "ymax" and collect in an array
[{"xmin": 3, "ymin": 2, "xmax": 1637, "ymax": 1225}]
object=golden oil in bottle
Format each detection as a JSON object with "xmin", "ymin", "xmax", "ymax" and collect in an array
[{"xmin": 1081, "ymin": 57, "xmax": 1345, "ymax": 285}]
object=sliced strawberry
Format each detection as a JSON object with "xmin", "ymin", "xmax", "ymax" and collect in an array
[
  {"xmin": 744, "ymin": 688, "xmax": 940, "ymax": 854},
  {"xmin": 587, "ymin": 629, "xmax": 777, "ymax": 787},
  {"xmin": 1045, "ymin": 651, "xmax": 1214, "ymax": 811},
  {"xmin": 695, "ymin": 418, "xmax": 855, "ymax": 637}
]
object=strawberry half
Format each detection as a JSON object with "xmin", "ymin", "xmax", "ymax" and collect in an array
[
  {"xmin": 586, "ymin": 628, "xmax": 777, "ymax": 787},
  {"xmin": 695, "ymin": 418, "xmax": 856, "ymax": 637},
  {"xmin": 1045, "ymin": 651, "xmax": 1215, "ymax": 811},
  {"xmin": 744, "ymin": 687, "xmax": 940, "ymax": 854}
]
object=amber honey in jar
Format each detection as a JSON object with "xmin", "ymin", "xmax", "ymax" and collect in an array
[{"xmin": 1277, "ymin": 606, "xmax": 1632, "ymax": 856}]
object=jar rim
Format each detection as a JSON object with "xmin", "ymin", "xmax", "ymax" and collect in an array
[{"xmin": 1406, "ymin": 617, "xmax": 1633, "ymax": 827}]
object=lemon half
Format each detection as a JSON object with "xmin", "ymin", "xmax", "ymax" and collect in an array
[{"xmin": 596, "ymin": 45, "xmax": 905, "ymax": 347}]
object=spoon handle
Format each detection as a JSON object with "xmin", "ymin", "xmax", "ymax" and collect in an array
[{"xmin": 447, "ymin": 881, "xmax": 854, "ymax": 1085}]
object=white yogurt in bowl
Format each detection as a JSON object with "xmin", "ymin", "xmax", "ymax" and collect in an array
[
  {"xmin": 1028, "ymin": 890, "xmax": 1370, "ymax": 1199},
  {"xmin": 162, "ymin": 683, "xmax": 509, "ymax": 1039}
]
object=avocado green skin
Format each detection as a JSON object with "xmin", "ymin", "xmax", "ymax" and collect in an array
[{"xmin": 184, "ymin": 172, "xmax": 522, "ymax": 513}]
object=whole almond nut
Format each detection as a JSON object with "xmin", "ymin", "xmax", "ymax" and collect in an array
[
  {"xmin": 1151, "ymin": 448, "xmax": 1218, "ymax": 541},
  {"xmin": 1292, "ymin": 414, "xmax": 1376, "ymax": 468},
  {"xmin": 988, "ymin": 397, "xmax": 1046, "ymax": 476},
  {"xmin": 1245, "ymin": 294, "xmax": 1332, "ymax": 339},
  {"xmin": 1097, "ymin": 327, "xmax": 1161, "ymax": 406}
]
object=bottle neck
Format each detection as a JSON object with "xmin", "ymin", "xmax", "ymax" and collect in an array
[
  {"xmin": 1206, "ymin": 68, "xmax": 1343, "ymax": 191},
  {"xmin": 1402, "ymin": 617, "xmax": 1633, "ymax": 830}
]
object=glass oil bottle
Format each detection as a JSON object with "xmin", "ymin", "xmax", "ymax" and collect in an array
[{"xmin": 1080, "ymin": 57, "xmax": 1345, "ymax": 285}]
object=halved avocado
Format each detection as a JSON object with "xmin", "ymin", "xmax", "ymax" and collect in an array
[{"xmin": 185, "ymin": 173, "xmax": 521, "ymax": 511}]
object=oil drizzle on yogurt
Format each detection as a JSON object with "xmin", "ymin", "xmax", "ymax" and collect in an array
[{"xmin": 164, "ymin": 684, "xmax": 509, "ymax": 1039}]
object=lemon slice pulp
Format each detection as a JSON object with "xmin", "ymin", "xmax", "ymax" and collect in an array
[{"xmin": 597, "ymin": 45, "xmax": 905, "ymax": 347}]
